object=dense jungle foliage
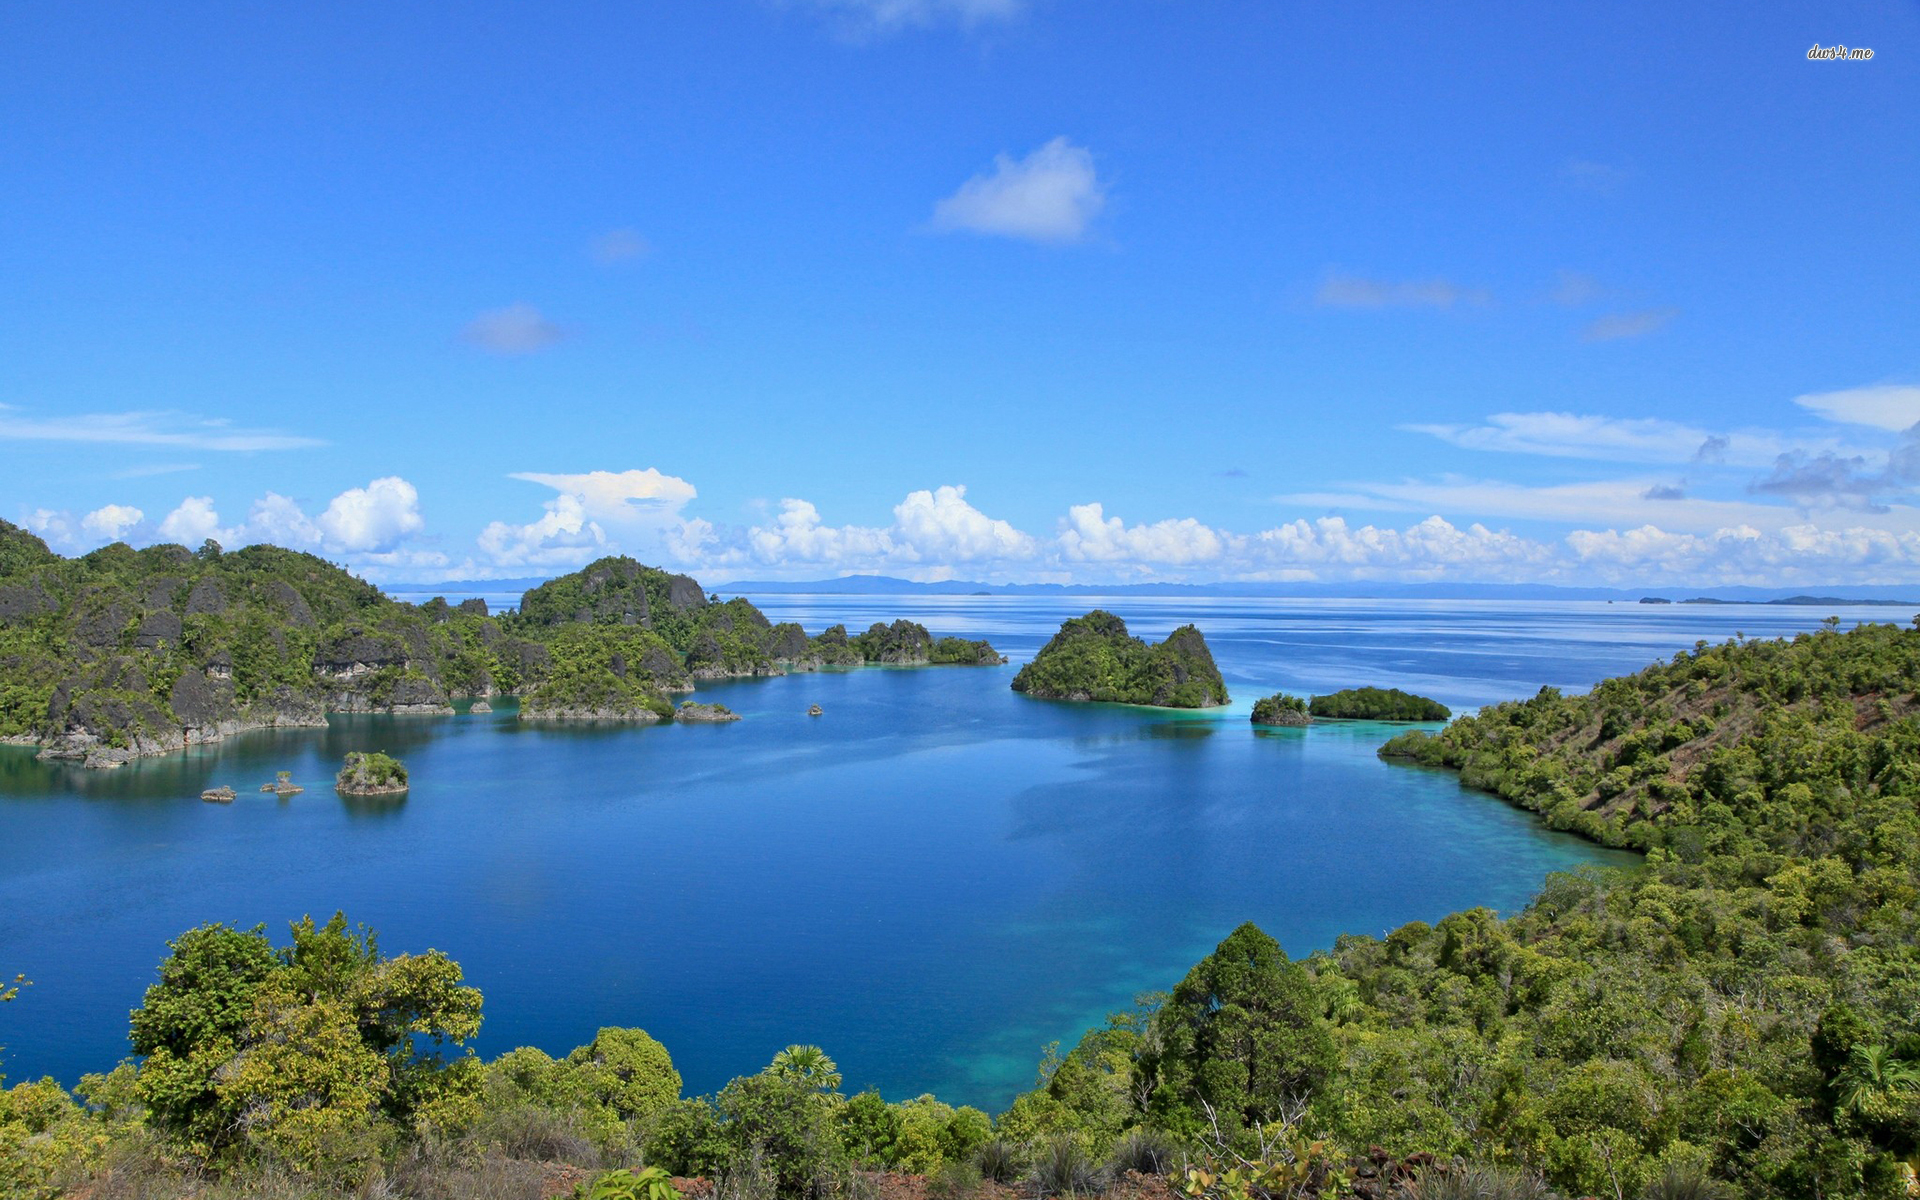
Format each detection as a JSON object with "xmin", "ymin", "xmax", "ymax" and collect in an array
[
  {"xmin": 1307, "ymin": 689, "xmax": 1451, "ymax": 722},
  {"xmin": 1011, "ymin": 612, "xmax": 1228, "ymax": 708},
  {"xmin": 0, "ymin": 528, "xmax": 1002, "ymax": 753}
]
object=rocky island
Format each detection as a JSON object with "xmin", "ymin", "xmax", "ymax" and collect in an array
[
  {"xmin": 1250, "ymin": 692, "xmax": 1311, "ymax": 727},
  {"xmin": 335, "ymin": 751, "xmax": 408, "ymax": 796},
  {"xmin": 1011, "ymin": 610, "xmax": 1228, "ymax": 708},
  {"xmin": 0, "ymin": 524, "xmax": 1004, "ymax": 765},
  {"xmin": 673, "ymin": 701, "xmax": 740, "ymax": 723},
  {"xmin": 1309, "ymin": 687, "xmax": 1451, "ymax": 721}
]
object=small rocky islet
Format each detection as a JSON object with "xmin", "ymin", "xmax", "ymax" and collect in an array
[
  {"xmin": 1011, "ymin": 610, "xmax": 1229, "ymax": 708},
  {"xmin": 335, "ymin": 751, "xmax": 408, "ymax": 796}
]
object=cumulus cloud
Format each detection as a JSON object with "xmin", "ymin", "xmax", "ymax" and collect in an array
[
  {"xmin": 0, "ymin": 404, "xmax": 321, "ymax": 451},
  {"xmin": 1314, "ymin": 273, "xmax": 1490, "ymax": 310},
  {"xmin": 462, "ymin": 303, "xmax": 568, "ymax": 354},
  {"xmin": 479, "ymin": 468, "xmax": 700, "ymax": 570},
  {"xmin": 478, "ymin": 493, "xmax": 609, "ymax": 569},
  {"xmin": 1583, "ymin": 307, "xmax": 1679, "ymax": 341},
  {"xmin": 729, "ymin": 485, "xmax": 1034, "ymax": 573},
  {"xmin": 929, "ymin": 137, "xmax": 1105, "ymax": 244},
  {"xmin": 81, "ymin": 504, "xmax": 144, "ymax": 540},
  {"xmin": 158, "ymin": 496, "xmax": 228, "ymax": 545},
  {"xmin": 1406, "ymin": 412, "xmax": 1788, "ymax": 467},
  {"xmin": 316, "ymin": 477, "xmax": 427, "ymax": 552},
  {"xmin": 891, "ymin": 485, "xmax": 1038, "ymax": 561},
  {"xmin": 1792, "ymin": 384, "xmax": 1920, "ymax": 432},
  {"xmin": 1058, "ymin": 503, "xmax": 1227, "ymax": 565},
  {"xmin": 591, "ymin": 228, "xmax": 651, "ymax": 264},
  {"xmin": 1567, "ymin": 523, "xmax": 1920, "ymax": 584},
  {"xmin": 509, "ymin": 469, "xmax": 699, "ymax": 523}
]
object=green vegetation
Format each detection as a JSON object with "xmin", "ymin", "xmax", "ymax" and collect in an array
[
  {"xmin": 335, "ymin": 751, "xmax": 408, "ymax": 794},
  {"xmin": 1250, "ymin": 693, "xmax": 1310, "ymax": 727},
  {"xmin": 0, "ymin": 532, "xmax": 1002, "ymax": 762},
  {"xmin": 1011, "ymin": 611, "xmax": 1228, "ymax": 708},
  {"xmin": 22, "ymin": 615, "xmax": 1920, "ymax": 1198},
  {"xmin": 1308, "ymin": 687, "xmax": 1451, "ymax": 722}
]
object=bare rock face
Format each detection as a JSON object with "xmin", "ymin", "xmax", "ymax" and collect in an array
[
  {"xmin": 665, "ymin": 574, "xmax": 707, "ymax": 611},
  {"xmin": 201, "ymin": 786, "xmax": 236, "ymax": 803},
  {"xmin": 184, "ymin": 579, "xmax": 228, "ymax": 616},
  {"xmin": 470, "ymin": 699, "xmax": 493, "ymax": 713},
  {"xmin": 74, "ymin": 595, "xmax": 132, "ymax": 648},
  {"xmin": 142, "ymin": 577, "xmax": 186, "ymax": 610},
  {"xmin": 265, "ymin": 581, "xmax": 316, "ymax": 627},
  {"xmin": 457, "ymin": 597, "xmax": 489, "ymax": 617},
  {"xmin": 0, "ymin": 581, "xmax": 57, "ymax": 623},
  {"xmin": 134, "ymin": 610, "xmax": 183, "ymax": 651}
]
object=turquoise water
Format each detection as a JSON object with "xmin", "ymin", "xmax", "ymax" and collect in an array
[{"xmin": 0, "ymin": 597, "xmax": 1888, "ymax": 1109}]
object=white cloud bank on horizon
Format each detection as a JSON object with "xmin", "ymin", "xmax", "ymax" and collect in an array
[{"xmin": 929, "ymin": 137, "xmax": 1105, "ymax": 244}]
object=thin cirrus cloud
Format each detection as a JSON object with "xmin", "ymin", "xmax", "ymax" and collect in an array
[
  {"xmin": 1582, "ymin": 307, "xmax": 1679, "ymax": 342},
  {"xmin": 462, "ymin": 303, "xmax": 568, "ymax": 354},
  {"xmin": 0, "ymin": 404, "xmax": 322, "ymax": 451},
  {"xmin": 929, "ymin": 137, "xmax": 1106, "ymax": 244},
  {"xmin": 1404, "ymin": 412, "xmax": 1790, "ymax": 467},
  {"xmin": 1314, "ymin": 273, "xmax": 1491, "ymax": 310},
  {"xmin": 590, "ymin": 228, "xmax": 652, "ymax": 265},
  {"xmin": 804, "ymin": 0, "xmax": 1025, "ymax": 32}
]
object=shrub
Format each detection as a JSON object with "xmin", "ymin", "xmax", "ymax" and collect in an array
[
  {"xmin": 1107, "ymin": 1128, "xmax": 1180, "ymax": 1176},
  {"xmin": 1030, "ymin": 1135, "xmax": 1103, "ymax": 1197},
  {"xmin": 974, "ymin": 1138, "xmax": 1025, "ymax": 1184}
]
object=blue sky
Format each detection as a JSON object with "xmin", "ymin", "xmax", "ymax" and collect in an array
[{"xmin": 3, "ymin": 1, "xmax": 1917, "ymax": 586}]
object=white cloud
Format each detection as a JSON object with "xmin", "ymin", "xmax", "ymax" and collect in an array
[
  {"xmin": 891, "ymin": 485, "xmax": 1038, "ymax": 561},
  {"xmin": 0, "ymin": 405, "xmax": 321, "ymax": 451},
  {"xmin": 462, "ymin": 303, "xmax": 568, "ymax": 354},
  {"xmin": 806, "ymin": 0, "xmax": 1024, "ymax": 31},
  {"xmin": 1583, "ymin": 307, "xmax": 1679, "ymax": 341},
  {"xmin": 1248, "ymin": 515, "xmax": 1549, "ymax": 577},
  {"xmin": 1793, "ymin": 384, "xmax": 1920, "ymax": 432},
  {"xmin": 1315, "ymin": 274, "xmax": 1490, "ymax": 310},
  {"xmin": 508, "ymin": 469, "xmax": 699, "ymax": 524},
  {"xmin": 1566, "ymin": 522, "xmax": 1920, "ymax": 585},
  {"xmin": 158, "ymin": 497, "xmax": 229, "ymax": 545},
  {"xmin": 80, "ymin": 504, "xmax": 144, "ymax": 541},
  {"xmin": 478, "ymin": 493, "xmax": 608, "ymax": 569},
  {"xmin": 1405, "ymin": 412, "xmax": 1792, "ymax": 467},
  {"xmin": 316, "ymin": 476, "xmax": 426, "ymax": 552},
  {"xmin": 929, "ymin": 137, "xmax": 1105, "ymax": 244},
  {"xmin": 243, "ymin": 493, "xmax": 324, "ymax": 548},
  {"xmin": 1058, "ymin": 503, "xmax": 1227, "ymax": 565}
]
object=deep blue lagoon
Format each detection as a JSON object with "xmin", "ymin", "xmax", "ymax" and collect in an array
[{"xmin": 0, "ymin": 596, "xmax": 1892, "ymax": 1109}]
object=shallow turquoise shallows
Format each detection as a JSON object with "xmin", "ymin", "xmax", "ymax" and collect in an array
[{"xmin": 0, "ymin": 596, "xmax": 1886, "ymax": 1109}]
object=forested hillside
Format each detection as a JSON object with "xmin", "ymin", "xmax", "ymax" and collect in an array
[{"xmin": 0, "ymin": 525, "xmax": 1003, "ymax": 760}]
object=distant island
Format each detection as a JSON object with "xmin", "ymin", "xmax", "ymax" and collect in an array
[
  {"xmin": 1011, "ymin": 610, "xmax": 1228, "ymax": 708},
  {"xmin": 1308, "ymin": 687, "xmax": 1451, "ymax": 721},
  {"xmin": 0, "ymin": 523, "xmax": 1003, "ymax": 767},
  {"xmin": 1639, "ymin": 594, "xmax": 1920, "ymax": 607},
  {"xmin": 1250, "ymin": 692, "xmax": 1310, "ymax": 727}
]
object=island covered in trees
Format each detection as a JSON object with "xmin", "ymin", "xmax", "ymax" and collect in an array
[
  {"xmin": 0, "ymin": 521, "xmax": 1003, "ymax": 764},
  {"xmin": 1249, "ymin": 692, "xmax": 1310, "ymax": 726},
  {"xmin": 8, "ymin": 620, "xmax": 1920, "ymax": 1198},
  {"xmin": 1010, "ymin": 610, "xmax": 1228, "ymax": 708},
  {"xmin": 1308, "ymin": 687, "xmax": 1450, "ymax": 722}
]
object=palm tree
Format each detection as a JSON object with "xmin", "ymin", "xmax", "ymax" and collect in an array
[
  {"xmin": 770, "ymin": 1044, "xmax": 841, "ymax": 1092},
  {"xmin": 1836, "ymin": 1043, "xmax": 1920, "ymax": 1123}
]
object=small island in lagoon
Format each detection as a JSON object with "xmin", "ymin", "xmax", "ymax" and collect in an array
[
  {"xmin": 335, "ymin": 751, "xmax": 409, "ymax": 796},
  {"xmin": 1308, "ymin": 687, "xmax": 1451, "ymax": 722},
  {"xmin": 1250, "ymin": 692, "xmax": 1311, "ymax": 727},
  {"xmin": 1011, "ymin": 610, "xmax": 1228, "ymax": 708}
]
